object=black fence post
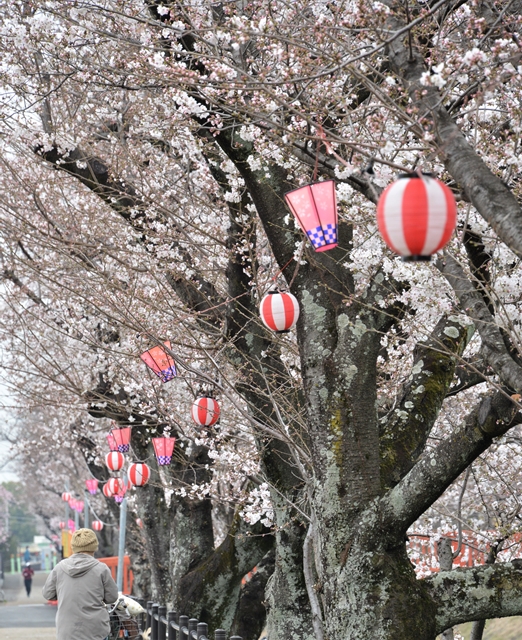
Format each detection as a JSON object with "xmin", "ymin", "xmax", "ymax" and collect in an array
[
  {"xmin": 179, "ymin": 614, "xmax": 189, "ymax": 640},
  {"xmin": 152, "ymin": 603, "xmax": 159, "ymax": 640},
  {"xmin": 189, "ymin": 618, "xmax": 198, "ymax": 640},
  {"xmin": 215, "ymin": 630, "xmax": 226, "ymax": 640},
  {"xmin": 197, "ymin": 622, "xmax": 208, "ymax": 640},
  {"xmin": 147, "ymin": 601, "xmax": 154, "ymax": 632},
  {"xmin": 158, "ymin": 605, "xmax": 167, "ymax": 640},
  {"xmin": 168, "ymin": 610, "xmax": 177, "ymax": 640}
]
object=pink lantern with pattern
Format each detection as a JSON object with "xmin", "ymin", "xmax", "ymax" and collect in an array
[
  {"xmin": 140, "ymin": 341, "xmax": 177, "ymax": 382},
  {"xmin": 107, "ymin": 432, "xmax": 119, "ymax": 452},
  {"xmin": 284, "ymin": 180, "xmax": 338, "ymax": 251},
  {"xmin": 152, "ymin": 437, "xmax": 176, "ymax": 465},
  {"xmin": 85, "ymin": 479, "xmax": 99, "ymax": 495},
  {"xmin": 128, "ymin": 463, "xmax": 151, "ymax": 487},
  {"xmin": 191, "ymin": 397, "xmax": 220, "ymax": 427},
  {"xmin": 376, "ymin": 173, "xmax": 457, "ymax": 261},
  {"xmin": 111, "ymin": 427, "xmax": 131, "ymax": 453}
]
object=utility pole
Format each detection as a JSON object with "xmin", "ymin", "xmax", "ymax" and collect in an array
[{"xmin": 115, "ymin": 497, "xmax": 127, "ymax": 593}]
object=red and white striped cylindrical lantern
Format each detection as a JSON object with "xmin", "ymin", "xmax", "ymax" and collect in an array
[
  {"xmin": 61, "ymin": 492, "xmax": 71, "ymax": 502},
  {"xmin": 376, "ymin": 173, "xmax": 457, "ymax": 261},
  {"xmin": 58, "ymin": 521, "xmax": 66, "ymax": 530},
  {"xmin": 85, "ymin": 479, "xmax": 98, "ymax": 495},
  {"xmin": 102, "ymin": 482, "xmax": 114, "ymax": 498},
  {"xmin": 105, "ymin": 451, "xmax": 125, "ymax": 472},
  {"xmin": 128, "ymin": 463, "xmax": 150, "ymax": 487},
  {"xmin": 191, "ymin": 398, "xmax": 220, "ymax": 427},
  {"xmin": 107, "ymin": 477, "xmax": 124, "ymax": 496},
  {"xmin": 152, "ymin": 436, "xmax": 176, "ymax": 465},
  {"xmin": 259, "ymin": 290, "xmax": 300, "ymax": 333},
  {"xmin": 92, "ymin": 520, "xmax": 104, "ymax": 531}
]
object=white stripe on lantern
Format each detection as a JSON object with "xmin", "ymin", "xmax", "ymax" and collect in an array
[
  {"xmin": 272, "ymin": 294, "xmax": 287, "ymax": 332},
  {"xmin": 421, "ymin": 177, "xmax": 449, "ymax": 256},
  {"xmin": 382, "ymin": 178, "xmax": 410, "ymax": 256}
]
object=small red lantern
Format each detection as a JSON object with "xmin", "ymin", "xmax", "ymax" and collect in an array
[
  {"xmin": 102, "ymin": 482, "xmax": 114, "ymax": 498},
  {"xmin": 140, "ymin": 341, "xmax": 177, "ymax": 382},
  {"xmin": 107, "ymin": 432, "xmax": 119, "ymax": 451},
  {"xmin": 376, "ymin": 173, "xmax": 457, "ymax": 261},
  {"xmin": 92, "ymin": 520, "xmax": 103, "ymax": 531},
  {"xmin": 85, "ymin": 479, "xmax": 98, "ymax": 495},
  {"xmin": 58, "ymin": 521, "xmax": 66, "ymax": 530},
  {"xmin": 105, "ymin": 451, "xmax": 125, "ymax": 472},
  {"xmin": 61, "ymin": 492, "xmax": 71, "ymax": 502},
  {"xmin": 136, "ymin": 518, "xmax": 143, "ymax": 528},
  {"xmin": 111, "ymin": 427, "xmax": 131, "ymax": 453},
  {"xmin": 284, "ymin": 180, "xmax": 338, "ymax": 251},
  {"xmin": 191, "ymin": 398, "xmax": 220, "ymax": 427},
  {"xmin": 75, "ymin": 500, "xmax": 84, "ymax": 513},
  {"xmin": 152, "ymin": 436, "xmax": 176, "ymax": 465},
  {"xmin": 260, "ymin": 290, "xmax": 299, "ymax": 333},
  {"xmin": 107, "ymin": 477, "xmax": 124, "ymax": 496},
  {"xmin": 128, "ymin": 463, "xmax": 151, "ymax": 487}
]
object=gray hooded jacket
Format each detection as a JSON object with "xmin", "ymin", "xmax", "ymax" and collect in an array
[{"xmin": 43, "ymin": 553, "xmax": 119, "ymax": 640}]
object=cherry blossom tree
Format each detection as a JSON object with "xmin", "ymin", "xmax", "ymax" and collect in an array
[{"xmin": 1, "ymin": 1, "xmax": 522, "ymax": 639}]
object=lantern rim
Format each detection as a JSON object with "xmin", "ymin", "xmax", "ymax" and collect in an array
[
  {"xmin": 397, "ymin": 171, "xmax": 435, "ymax": 180},
  {"xmin": 284, "ymin": 179, "xmax": 336, "ymax": 197},
  {"xmin": 402, "ymin": 255, "xmax": 432, "ymax": 262}
]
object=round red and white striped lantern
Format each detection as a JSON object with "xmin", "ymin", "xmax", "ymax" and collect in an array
[
  {"xmin": 259, "ymin": 290, "xmax": 299, "ymax": 333},
  {"xmin": 102, "ymin": 482, "xmax": 113, "ymax": 498},
  {"xmin": 92, "ymin": 520, "xmax": 104, "ymax": 531},
  {"xmin": 61, "ymin": 492, "xmax": 71, "ymax": 502},
  {"xmin": 136, "ymin": 518, "xmax": 144, "ymax": 528},
  {"xmin": 58, "ymin": 521, "xmax": 66, "ymax": 530},
  {"xmin": 376, "ymin": 173, "xmax": 457, "ymax": 261},
  {"xmin": 105, "ymin": 451, "xmax": 125, "ymax": 472},
  {"xmin": 191, "ymin": 397, "xmax": 220, "ymax": 427},
  {"xmin": 106, "ymin": 477, "xmax": 124, "ymax": 496},
  {"xmin": 128, "ymin": 463, "xmax": 150, "ymax": 487}
]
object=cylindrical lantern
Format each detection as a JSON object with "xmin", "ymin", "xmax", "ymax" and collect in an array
[
  {"xmin": 111, "ymin": 427, "xmax": 131, "ymax": 453},
  {"xmin": 105, "ymin": 451, "xmax": 125, "ymax": 472},
  {"xmin": 107, "ymin": 477, "xmax": 124, "ymax": 496},
  {"xmin": 260, "ymin": 290, "xmax": 300, "ymax": 333},
  {"xmin": 140, "ymin": 341, "xmax": 177, "ymax": 382},
  {"xmin": 61, "ymin": 492, "xmax": 71, "ymax": 502},
  {"xmin": 376, "ymin": 173, "xmax": 457, "ymax": 261},
  {"xmin": 152, "ymin": 436, "xmax": 176, "ymax": 465},
  {"xmin": 92, "ymin": 520, "xmax": 103, "ymax": 531},
  {"xmin": 68, "ymin": 497, "xmax": 77, "ymax": 510},
  {"xmin": 284, "ymin": 180, "xmax": 338, "ymax": 251},
  {"xmin": 85, "ymin": 479, "xmax": 98, "ymax": 495},
  {"xmin": 75, "ymin": 500, "xmax": 84, "ymax": 513},
  {"xmin": 102, "ymin": 482, "xmax": 114, "ymax": 498},
  {"xmin": 107, "ymin": 432, "xmax": 119, "ymax": 452},
  {"xmin": 191, "ymin": 398, "xmax": 220, "ymax": 427},
  {"xmin": 128, "ymin": 463, "xmax": 151, "ymax": 487}
]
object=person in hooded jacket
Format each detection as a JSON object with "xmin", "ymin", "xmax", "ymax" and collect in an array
[{"xmin": 43, "ymin": 528, "xmax": 119, "ymax": 640}]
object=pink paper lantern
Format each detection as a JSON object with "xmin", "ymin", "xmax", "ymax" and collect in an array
[
  {"xmin": 128, "ymin": 463, "xmax": 151, "ymax": 487},
  {"xmin": 152, "ymin": 436, "xmax": 176, "ymax": 465},
  {"xmin": 107, "ymin": 432, "xmax": 119, "ymax": 452},
  {"xmin": 140, "ymin": 341, "xmax": 177, "ymax": 382},
  {"xmin": 259, "ymin": 291, "xmax": 299, "ymax": 333},
  {"xmin": 376, "ymin": 173, "xmax": 457, "ymax": 261},
  {"xmin": 191, "ymin": 398, "xmax": 220, "ymax": 427},
  {"xmin": 68, "ymin": 497, "xmax": 77, "ymax": 510},
  {"xmin": 111, "ymin": 427, "xmax": 131, "ymax": 453},
  {"xmin": 284, "ymin": 180, "xmax": 338, "ymax": 251},
  {"xmin": 75, "ymin": 500, "xmax": 84, "ymax": 513},
  {"xmin": 85, "ymin": 479, "xmax": 99, "ymax": 495},
  {"xmin": 92, "ymin": 520, "xmax": 103, "ymax": 531},
  {"xmin": 68, "ymin": 519, "xmax": 76, "ymax": 532},
  {"xmin": 105, "ymin": 451, "xmax": 125, "ymax": 472}
]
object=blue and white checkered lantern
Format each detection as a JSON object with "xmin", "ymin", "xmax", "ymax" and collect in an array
[{"xmin": 284, "ymin": 181, "xmax": 338, "ymax": 252}]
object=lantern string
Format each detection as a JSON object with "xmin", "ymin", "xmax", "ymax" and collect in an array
[{"xmin": 271, "ymin": 255, "xmax": 296, "ymax": 287}]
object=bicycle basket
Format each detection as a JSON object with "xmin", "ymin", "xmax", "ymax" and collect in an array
[{"xmin": 109, "ymin": 611, "xmax": 141, "ymax": 640}]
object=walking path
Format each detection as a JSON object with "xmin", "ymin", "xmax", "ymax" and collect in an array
[{"xmin": 0, "ymin": 571, "xmax": 56, "ymax": 640}]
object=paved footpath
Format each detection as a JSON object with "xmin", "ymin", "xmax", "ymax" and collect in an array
[{"xmin": 0, "ymin": 571, "xmax": 56, "ymax": 640}]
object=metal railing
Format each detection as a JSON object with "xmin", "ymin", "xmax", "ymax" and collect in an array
[{"xmin": 146, "ymin": 601, "xmax": 243, "ymax": 640}]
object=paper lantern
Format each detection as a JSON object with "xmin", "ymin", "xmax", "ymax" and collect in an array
[
  {"xmin": 191, "ymin": 397, "xmax": 220, "ymax": 427},
  {"xmin": 105, "ymin": 451, "xmax": 125, "ymax": 472},
  {"xmin": 58, "ymin": 521, "xmax": 66, "ymax": 530},
  {"xmin": 152, "ymin": 436, "xmax": 176, "ymax": 465},
  {"xmin": 75, "ymin": 500, "xmax": 84, "ymax": 513},
  {"xmin": 284, "ymin": 180, "xmax": 338, "ymax": 251},
  {"xmin": 68, "ymin": 497, "xmax": 77, "ymax": 510},
  {"xmin": 85, "ymin": 479, "xmax": 98, "ymax": 495},
  {"xmin": 140, "ymin": 341, "xmax": 177, "ymax": 382},
  {"xmin": 102, "ymin": 482, "xmax": 114, "ymax": 498},
  {"xmin": 107, "ymin": 432, "xmax": 119, "ymax": 452},
  {"xmin": 260, "ymin": 290, "xmax": 299, "ymax": 333},
  {"xmin": 128, "ymin": 463, "xmax": 150, "ymax": 487},
  {"xmin": 106, "ymin": 477, "xmax": 124, "ymax": 496},
  {"xmin": 111, "ymin": 427, "xmax": 131, "ymax": 453},
  {"xmin": 92, "ymin": 520, "xmax": 103, "ymax": 531},
  {"xmin": 136, "ymin": 518, "xmax": 143, "ymax": 528},
  {"xmin": 61, "ymin": 492, "xmax": 71, "ymax": 502},
  {"xmin": 376, "ymin": 173, "xmax": 457, "ymax": 261}
]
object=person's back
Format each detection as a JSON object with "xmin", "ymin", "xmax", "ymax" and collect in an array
[{"xmin": 43, "ymin": 528, "xmax": 118, "ymax": 640}]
